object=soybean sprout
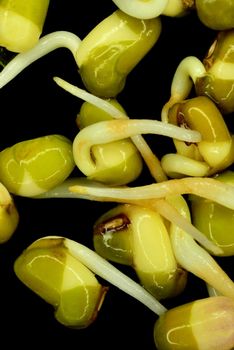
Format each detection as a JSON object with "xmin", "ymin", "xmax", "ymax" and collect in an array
[
  {"xmin": 0, "ymin": 31, "xmax": 81, "ymax": 89},
  {"xmin": 38, "ymin": 236, "xmax": 167, "ymax": 316},
  {"xmin": 53, "ymin": 76, "xmax": 168, "ymax": 183},
  {"xmin": 161, "ymin": 56, "xmax": 206, "ymax": 122}
]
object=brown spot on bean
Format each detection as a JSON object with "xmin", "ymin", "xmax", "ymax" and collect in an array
[{"xmin": 94, "ymin": 214, "xmax": 131, "ymax": 236}]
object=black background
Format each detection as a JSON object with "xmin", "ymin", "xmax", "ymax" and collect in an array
[{"xmin": 0, "ymin": 1, "xmax": 233, "ymax": 349}]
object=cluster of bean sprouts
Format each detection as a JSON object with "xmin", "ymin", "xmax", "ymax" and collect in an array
[{"xmin": 0, "ymin": 1, "xmax": 234, "ymax": 349}]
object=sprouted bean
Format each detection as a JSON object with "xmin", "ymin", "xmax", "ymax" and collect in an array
[
  {"xmin": 54, "ymin": 76, "xmax": 168, "ymax": 183},
  {"xmin": 93, "ymin": 203, "xmax": 188, "ymax": 300},
  {"xmin": 0, "ymin": 10, "xmax": 161, "ymax": 98},
  {"xmin": 162, "ymin": 29, "xmax": 234, "ymax": 119},
  {"xmin": 15, "ymin": 236, "xmax": 167, "ymax": 316},
  {"xmin": 161, "ymin": 96, "xmax": 234, "ymax": 178}
]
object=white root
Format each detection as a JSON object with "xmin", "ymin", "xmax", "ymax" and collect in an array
[
  {"xmin": 161, "ymin": 56, "xmax": 206, "ymax": 122},
  {"xmin": 69, "ymin": 177, "xmax": 234, "ymax": 210},
  {"xmin": 170, "ymin": 230, "xmax": 234, "ymax": 299},
  {"xmin": 0, "ymin": 31, "xmax": 81, "ymax": 89}
]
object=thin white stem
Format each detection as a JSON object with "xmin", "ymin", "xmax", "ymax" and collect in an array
[
  {"xmin": 170, "ymin": 56, "xmax": 206, "ymax": 100},
  {"xmin": 55, "ymin": 77, "xmax": 126, "ymax": 118},
  {"xmin": 69, "ymin": 177, "xmax": 234, "ymax": 210},
  {"xmin": 132, "ymin": 135, "xmax": 168, "ymax": 182},
  {"xmin": 34, "ymin": 178, "xmax": 105, "ymax": 199},
  {"xmin": 54, "ymin": 76, "xmax": 167, "ymax": 182},
  {"xmin": 170, "ymin": 230, "xmax": 234, "ymax": 299},
  {"xmin": 0, "ymin": 31, "xmax": 81, "ymax": 89},
  {"xmin": 161, "ymin": 56, "xmax": 206, "ymax": 122},
  {"xmin": 151, "ymin": 199, "xmax": 223, "ymax": 255},
  {"xmin": 36, "ymin": 236, "xmax": 167, "ymax": 316}
]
